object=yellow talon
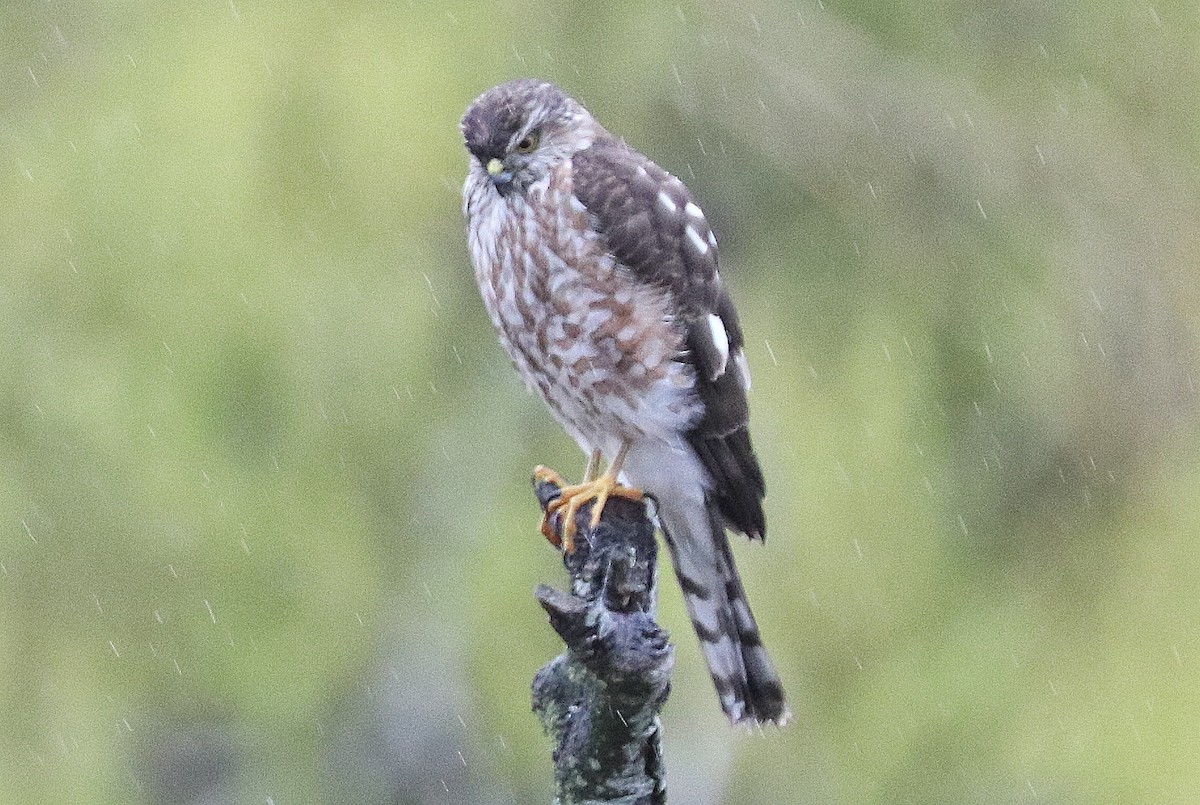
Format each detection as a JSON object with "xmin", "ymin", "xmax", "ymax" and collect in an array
[
  {"xmin": 534, "ymin": 465, "xmax": 568, "ymax": 547},
  {"xmin": 534, "ymin": 464, "xmax": 568, "ymax": 488},
  {"xmin": 533, "ymin": 443, "xmax": 642, "ymax": 553}
]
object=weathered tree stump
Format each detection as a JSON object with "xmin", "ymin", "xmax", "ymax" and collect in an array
[{"xmin": 532, "ymin": 476, "xmax": 673, "ymax": 805}]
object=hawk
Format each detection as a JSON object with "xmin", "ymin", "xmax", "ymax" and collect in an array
[{"xmin": 461, "ymin": 79, "xmax": 788, "ymax": 725}]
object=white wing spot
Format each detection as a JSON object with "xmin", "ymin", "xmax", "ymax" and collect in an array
[
  {"xmin": 734, "ymin": 349, "xmax": 752, "ymax": 390},
  {"xmin": 635, "ymin": 165, "xmax": 648, "ymax": 177},
  {"xmin": 684, "ymin": 201, "xmax": 705, "ymax": 219},
  {"xmin": 707, "ymin": 230, "xmax": 718, "ymax": 248},
  {"xmin": 657, "ymin": 191, "xmax": 678, "ymax": 214},
  {"xmin": 686, "ymin": 224, "xmax": 710, "ymax": 255},
  {"xmin": 707, "ymin": 313, "xmax": 730, "ymax": 377}
]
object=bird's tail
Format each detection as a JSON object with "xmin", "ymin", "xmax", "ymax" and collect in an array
[{"xmin": 656, "ymin": 495, "xmax": 789, "ymax": 725}]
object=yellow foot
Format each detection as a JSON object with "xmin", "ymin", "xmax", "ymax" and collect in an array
[{"xmin": 533, "ymin": 464, "xmax": 643, "ymax": 553}]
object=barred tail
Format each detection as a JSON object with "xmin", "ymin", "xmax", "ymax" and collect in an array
[{"xmin": 656, "ymin": 495, "xmax": 789, "ymax": 725}]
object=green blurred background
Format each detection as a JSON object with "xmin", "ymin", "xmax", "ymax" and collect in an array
[{"xmin": 3, "ymin": 1, "xmax": 1198, "ymax": 803}]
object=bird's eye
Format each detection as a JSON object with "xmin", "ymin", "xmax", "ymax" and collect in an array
[{"xmin": 513, "ymin": 131, "xmax": 540, "ymax": 154}]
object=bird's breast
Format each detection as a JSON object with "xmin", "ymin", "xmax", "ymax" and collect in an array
[{"xmin": 464, "ymin": 165, "xmax": 701, "ymax": 445}]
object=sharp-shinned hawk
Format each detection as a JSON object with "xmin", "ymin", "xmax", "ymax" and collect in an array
[{"xmin": 461, "ymin": 79, "xmax": 788, "ymax": 725}]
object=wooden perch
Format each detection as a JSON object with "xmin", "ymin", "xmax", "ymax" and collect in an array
[{"xmin": 532, "ymin": 476, "xmax": 673, "ymax": 805}]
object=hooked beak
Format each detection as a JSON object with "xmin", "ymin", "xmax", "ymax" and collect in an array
[{"xmin": 485, "ymin": 157, "xmax": 514, "ymax": 194}]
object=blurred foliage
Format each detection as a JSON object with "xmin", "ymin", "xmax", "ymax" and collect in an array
[{"xmin": 2, "ymin": 1, "xmax": 1198, "ymax": 803}]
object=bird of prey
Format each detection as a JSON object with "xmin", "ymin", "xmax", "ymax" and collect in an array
[{"xmin": 461, "ymin": 79, "xmax": 788, "ymax": 725}]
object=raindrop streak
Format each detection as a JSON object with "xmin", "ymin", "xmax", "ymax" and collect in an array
[
  {"xmin": 204, "ymin": 600, "xmax": 217, "ymax": 624},
  {"xmin": 764, "ymin": 339, "xmax": 778, "ymax": 366},
  {"xmin": 422, "ymin": 272, "xmax": 442, "ymax": 310},
  {"xmin": 21, "ymin": 519, "xmax": 36, "ymax": 543}
]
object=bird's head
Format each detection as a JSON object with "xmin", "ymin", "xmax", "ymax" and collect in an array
[{"xmin": 461, "ymin": 79, "xmax": 595, "ymax": 197}]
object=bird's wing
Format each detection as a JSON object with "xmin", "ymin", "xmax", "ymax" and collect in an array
[{"xmin": 571, "ymin": 136, "xmax": 766, "ymax": 539}]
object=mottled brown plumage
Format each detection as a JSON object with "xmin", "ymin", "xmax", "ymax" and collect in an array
[{"xmin": 461, "ymin": 79, "xmax": 787, "ymax": 725}]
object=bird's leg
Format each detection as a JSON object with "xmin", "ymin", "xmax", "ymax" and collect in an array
[
  {"xmin": 582, "ymin": 448, "xmax": 602, "ymax": 482},
  {"xmin": 583, "ymin": 440, "xmax": 638, "ymax": 529},
  {"xmin": 535, "ymin": 441, "xmax": 643, "ymax": 553}
]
